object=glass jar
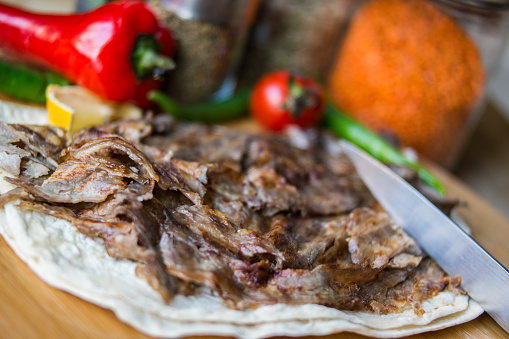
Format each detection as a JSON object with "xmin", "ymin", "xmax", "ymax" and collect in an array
[
  {"xmin": 239, "ymin": 0, "xmax": 356, "ymax": 86},
  {"xmin": 327, "ymin": 0, "xmax": 509, "ymax": 168},
  {"xmin": 434, "ymin": 0, "xmax": 509, "ymax": 79},
  {"xmin": 149, "ymin": 0, "xmax": 259, "ymax": 103}
]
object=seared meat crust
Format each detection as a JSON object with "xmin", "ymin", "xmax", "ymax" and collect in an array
[{"xmin": 0, "ymin": 117, "xmax": 462, "ymax": 314}]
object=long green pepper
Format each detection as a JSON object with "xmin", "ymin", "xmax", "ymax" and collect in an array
[
  {"xmin": 148, "ymin": 88, "xmax": 251, "ymax": 124},
  {"xmin": 0, "ymin": 60, "xmax": 71, "ymax": 104},
  {"xmin": 324, "ymin": 103, "xmax": 445, "ymax": 195}
]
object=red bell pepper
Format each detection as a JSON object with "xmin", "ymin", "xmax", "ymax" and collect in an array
[{"xmin": 0, "ymin": 1, "xmax": 175, "ymax": 108}]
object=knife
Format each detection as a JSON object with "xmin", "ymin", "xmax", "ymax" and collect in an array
[{"xmin": 340, "ymin": 140, "xmax": 509, "ymax": 333}]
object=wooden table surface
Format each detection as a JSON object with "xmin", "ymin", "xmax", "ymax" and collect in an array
[
  {"xmin": 455, "ymin": 103, "xmax": 509, "ymax": 220},
  {"xmin": 1, "ymin": 135, "xmax": 509, "ymax": 339}
]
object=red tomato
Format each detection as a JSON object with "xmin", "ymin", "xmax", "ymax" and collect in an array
[{"xmin": 250, "ymin": 71, "xmax": 324, "ymax": 131}]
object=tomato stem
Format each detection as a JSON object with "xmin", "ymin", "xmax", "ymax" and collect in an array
[{"xmin": 283, "ymin": 73, "xmax": 319, "ymax": 119}]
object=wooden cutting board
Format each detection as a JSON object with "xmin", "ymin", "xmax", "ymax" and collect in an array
[{"xmin": 1, "ymin": 153, "xmax": 508, "ymax": 339}]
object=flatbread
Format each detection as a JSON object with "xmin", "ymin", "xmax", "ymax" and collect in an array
[
  {"xmin": 0, "ymin": 173, "xmax": 483, "ymax": 338},
  {"xmin": 0, "ymin": 99, "xmax": 48, "ymax": 125},
  {"xmin": 0, "ymin": 104, "xmax": 484, "ymax": 337}
]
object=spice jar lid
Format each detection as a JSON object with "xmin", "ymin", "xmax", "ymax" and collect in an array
[
  {"xmin": 449, "ymin": 0, "xmax": 509, "ymax": 9},
  {"xmin": 160, "ymin": 0, "xmax": 237, "ymax": 25}
]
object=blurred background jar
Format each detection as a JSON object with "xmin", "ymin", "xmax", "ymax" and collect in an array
[
  {"xmin": 327, "ymin": 0, "xmax": 509, "ymax": 168},
  {"xmin": 149, "ymin": 0, "xmax": 258, "ymax": 103},
  {"xmin": 239, "ymin": 0, "xmax": 356, "ymax": 85}
]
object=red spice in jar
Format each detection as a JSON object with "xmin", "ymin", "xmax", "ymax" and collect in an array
[{"xmin": 328, "ymin": 0, "xmax": 484, "ymax": 166}]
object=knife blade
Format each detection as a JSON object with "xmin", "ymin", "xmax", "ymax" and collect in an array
[{"xmin": 340, "ymin": 140, "xmax": 509, "ymax": 333}]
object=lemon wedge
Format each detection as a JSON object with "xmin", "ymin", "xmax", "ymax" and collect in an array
[{"xmin": 46, "ymin": 85, "xmax": 142, "ymax": 133}]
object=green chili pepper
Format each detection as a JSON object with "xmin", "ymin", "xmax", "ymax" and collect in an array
[
  {"xmin": 324, "ymin": 103, "xmax": 445, "ymax": 195},
  {"xmin": 148, "ymin": 88, "xmax": 250, "ymax": 124},
  {"xmin": 0, "ymin": 60, "xmax": 71, "ymax": 104}
]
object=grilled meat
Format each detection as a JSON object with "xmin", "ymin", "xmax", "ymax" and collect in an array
[
  {"xmin": 0, "ymin": 117, "xmax": 462, "ymax": 313},
  {"xmin": 0, "ymin": 122, "xmax": 66, "ymax": 177}
]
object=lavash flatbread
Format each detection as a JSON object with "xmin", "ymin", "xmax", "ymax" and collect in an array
[
  {"xmin": 0, "ymin": 100, "xmax": 483, "ymax": 337},
  {"xmin": 0, "ymin": 145, "xmax": 483, "ymax": 339},
  {"xmin": 0, "ymin": 98, "xmax": 49, "ymax": 125}
]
